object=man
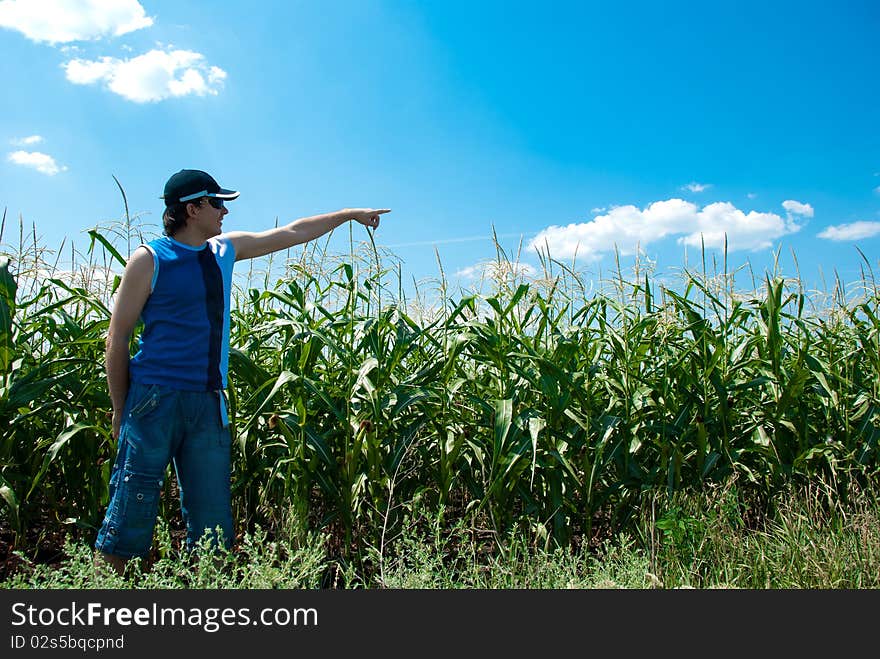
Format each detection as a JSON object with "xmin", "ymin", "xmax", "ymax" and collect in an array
[{"xmin": 94, "ymin": 169, "xmax": 390, "ymax": 574}]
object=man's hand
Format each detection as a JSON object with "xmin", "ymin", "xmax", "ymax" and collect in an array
[
  {"xmin": 348, "ymin": 208, "xmax": 391, "ymax": 230},
  {"xmin": 112, "ymin": 409, "xmax": 123, "ymax": 441}
]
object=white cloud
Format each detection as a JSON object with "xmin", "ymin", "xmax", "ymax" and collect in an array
[
  {"xmin": 455, "ymin": 264, "xmax": 483, "ymax": 280},
  {"xmin": 528, "ymin": 198, "xmax": 803, "ymax": 260},
  {"xmin": 456, "ymin": 260, "xmax": 537, "ymax": 281},
  {"xmin": 7, "ymin": 150, "xmax": 67, "ymax": 175},
  {"xmin": 817, "ymin": 221, "xmax": 880, "ymax": 242},
  {"xmin": 782, "ymin": 199, "xmax": 814, "ymax": 217},
  {"xmin": 683, "ymin": 182, "xmax": 711, "ymax": 193},
  {"xmin": 0, "ymin": 0, "xmax": 152, "ymax": 44},
  {"xmin": 747, "ymin": 193, "xmax": 757, "ymax": 199},
  {"xmin": 63, "ymin": 49, "xmax": 228, "ymax": 102},
  {"xmin": 874, "ymin": 186, "xmax": 880, "ymax": 195},
  {"xmin": 10, "ymin": 135, "xmax": 43, "ymax": 146}
]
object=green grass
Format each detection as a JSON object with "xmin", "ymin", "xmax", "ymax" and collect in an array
[{"xmin": 4, "ymin": 483, "xmax": 878, "ymax": 589}]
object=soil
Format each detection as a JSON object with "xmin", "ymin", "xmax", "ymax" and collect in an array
[{"xmin": 0, "ymin": 513, "xmax": 68, "ymax": 582}]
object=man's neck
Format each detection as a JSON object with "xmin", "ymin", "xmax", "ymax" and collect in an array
[{"xmin": 169, "ymin": 227, "xmax": 209, "ymax": 247}]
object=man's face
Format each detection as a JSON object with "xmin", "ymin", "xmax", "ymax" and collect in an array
[{"xmin": 188, "ymin": 197, "xmax": 229, "ymax": 237}]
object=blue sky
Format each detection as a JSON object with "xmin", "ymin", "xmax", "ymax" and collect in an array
[{"xmin": 1, "ymin": 0, "xmax": 878, "ymax": 299}]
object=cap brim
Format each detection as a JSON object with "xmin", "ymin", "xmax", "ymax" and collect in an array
[
  {"xmin": 211, "ymin": 188, "xmax": 240, "ymax": 200},
  {"xmin": 163, "ymin": 188, "xmax": 241, "ymax": 202}
]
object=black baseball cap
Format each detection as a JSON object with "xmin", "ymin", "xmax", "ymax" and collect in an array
[{"xmin": 161, "ymin": 169, "xmax": 240, "ymax": 205}]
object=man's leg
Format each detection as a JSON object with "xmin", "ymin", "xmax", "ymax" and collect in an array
[
  {"xmin": 94, "ymin": 383, "xmax": 180, "ymax": 568},
  {"xmin": 174, "ymin": 390, "xmax": 234, "ymax": 553},
  {"xmin": 94, "ymin": 551, "xmax": 127, "ymax": 576}
]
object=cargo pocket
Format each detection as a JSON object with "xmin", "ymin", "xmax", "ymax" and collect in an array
[
  {"xmin": 106, "ymin": 469, "xmax": 164, "ymax": 558},
  {"xmin": 120, "ymin": 470, "xmax": 163, "ymax": 524}
]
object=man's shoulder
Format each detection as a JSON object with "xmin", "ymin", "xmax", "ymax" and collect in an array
[
  {"xmin": 210, "ymin": 234, "xmax": 237, "ymax": 262},
  {"xmin": 137, "ymin": 236, "xmax": 168, "ymax": 255}
]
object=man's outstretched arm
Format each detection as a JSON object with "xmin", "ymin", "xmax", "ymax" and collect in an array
[{"xmin": 226, "ymin": 208, "xmax": 391, "ymax": 261}]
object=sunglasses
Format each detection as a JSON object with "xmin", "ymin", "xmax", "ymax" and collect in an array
[{"xmin": 202, "ymin": 197, "xmax": 225, "ymax": 209}]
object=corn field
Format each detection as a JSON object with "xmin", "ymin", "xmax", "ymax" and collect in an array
[{"xmin": 1, "ymin": 208, "xmax": 879, "ymax": 562}]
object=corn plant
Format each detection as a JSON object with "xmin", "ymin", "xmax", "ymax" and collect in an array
[{"xmin": 1, "ymin": 211, "xmax": 878, "ymax": 564}]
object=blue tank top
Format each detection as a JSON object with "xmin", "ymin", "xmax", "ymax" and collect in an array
[{"xmin": 129, "ymin": 235, "xmax": 236, "ymax": 391}]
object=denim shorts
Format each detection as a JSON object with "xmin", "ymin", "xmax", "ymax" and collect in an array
[{"xmin": 94, "ymin": 380, "xmax": 233, "ymax": 559}]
